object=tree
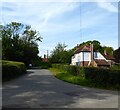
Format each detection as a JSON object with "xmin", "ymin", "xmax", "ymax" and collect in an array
[
  {"xmin": 102, "ymin": 46, "xmax": 114, "ymax": 55},
  {"xmin": 49, "ymin": 43, "xmax": 73, "ymax": 64},
  {"xmin": 77, "ymin": 40, "xmax": 113, "ymax": 55},
  {"xmin": 1, "ymin": 22, "xmax": 42, "ymax": 66}
]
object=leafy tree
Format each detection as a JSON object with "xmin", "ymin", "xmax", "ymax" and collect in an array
[
  {"xmin": 102, "ymin": 46, "xmax": 114, "ymax": 55},
  {"xmin": 77, "ymin": 40, "xmax": 113, "ymax": 55},
  {"xmin": 49, "ymin": 40, "xmax": 114, "ymax": 64},
  {"xmin": 78, "ymin": 40, "xmax": 102, "ymax": 51},
  {"xmin": 49, "ymin": 43, "xmax": 73, "ymax": 64},
  {"xmin": 1, "ymin": 22, "xmax": 42, "ymax": 66}
]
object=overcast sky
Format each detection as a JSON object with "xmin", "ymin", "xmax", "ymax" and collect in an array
[{"xmin": 0, "ymin": 0, "xmax": 119, "ymax": 57}]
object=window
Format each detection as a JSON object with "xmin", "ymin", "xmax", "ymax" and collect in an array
[{"xmin": 94, "ymin": 52, "xmax": 97, "ymax": 58}]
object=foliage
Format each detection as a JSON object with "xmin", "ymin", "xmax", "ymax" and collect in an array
[
  {"xmin": 39, "ymin": 62, "xmax": 51, "ymax": 69},
  {"xmin": 49, "ymin": 68, "xmax": 89, "ymax": 86},
  {"xmin": 0, "ymin": 39, "xmax": 2, "ymax": 60},
  {"xmin": 84, "ymin": 67, "xmax": 120, "ymax": 86},
  {"xmin": 49, "ymin": 43, "xmax": 73, "ymax": 64},
  {"xmin": 102, "ymin": 46, "xmax": 113, "ymax": 55},
  {"xmin": 50, "ymin": 40, "xmax": 114, "ymax": 65},
  {"xmin": 76, "ymin": 40, "xmax": 114, "ymax": 55},
  {"xmin": 113, "ymin": 47, "xmax": 120, "ymax": 63},
  {"xmin": 79, "ymin": 40, "xmax": 101, "ymax": 51},
  {"xmin": 51, "ymin": 64, "xmax": 120, "ymax": 90},
  {"xmin": 110, "ymin": 64, "xmax": 120, "ymax": 70},
  {"xmin": 2, "ymin": 60, "xmax": 26, "ymax": 81},
  {"xmin": 1, "ymin": 22, "xmax": 42, "ymax": 66}
]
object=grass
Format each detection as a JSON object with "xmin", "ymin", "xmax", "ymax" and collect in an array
[
  {"xmin": 49, "ymin": 68, "xmax": 120, "ymax": 91},
  {"xmin": 49, "ymin": 68, "xmax": 92, "ymax": 87}
]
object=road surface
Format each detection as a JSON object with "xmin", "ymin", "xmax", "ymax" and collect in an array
[{"xmin": 2, "ymin": 69, "xmax": 119, "ymax": 108}]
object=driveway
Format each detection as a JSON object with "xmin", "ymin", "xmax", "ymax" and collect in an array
[{"xmin": 2, "ymin": 69, "xmax": 119, "ymax": 108}]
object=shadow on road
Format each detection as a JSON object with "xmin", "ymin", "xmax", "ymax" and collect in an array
[{"xmin": 2, "ymin": 69, "xmax": 118, "ymax": 108}]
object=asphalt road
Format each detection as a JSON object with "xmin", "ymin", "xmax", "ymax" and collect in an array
[{"xmin": 2, "ymin": 69, "xmax": 119, "ymax": 108}]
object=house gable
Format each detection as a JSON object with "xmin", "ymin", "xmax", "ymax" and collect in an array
[{"xmin": 71, "ymin": 44, "xmax": 110, "ymax": 67}]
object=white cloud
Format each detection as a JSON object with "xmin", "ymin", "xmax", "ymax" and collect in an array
[
  {"xmin": 1, "ymin": 2, "xmax": 75, "ymax": 23},
  {"xmin": 1, "ymin": 1, "xmax": 118, "ymax": 57},
  {"xmin": 1, "ymin": 0, "xmax": 120, "ymax": 2},
  {"xmin": 96, "ymin": 0, "xmax": 118, "ymax": 13}
]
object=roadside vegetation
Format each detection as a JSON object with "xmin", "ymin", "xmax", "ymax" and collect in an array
[
  {"xmin": 38, "ymin": 62, "xmax": 51, "ymax": 69},
  {"xmin": 1, "ymin": 22, "xmax": 120, "ymax": 87},
  {"xmin": 0, "ymin": 22, "xmax": 42, "ymax": 67},
  {"xmin": 49, "ymin": 64, "xmax": 120, "ymax": 91},
  {"xmin": 2, "ymin": 60, "xmax": 26, "ymax": 82},
  {"xmin": 48, "ymin": 41, "xmax": 120, "ymax": 91}
]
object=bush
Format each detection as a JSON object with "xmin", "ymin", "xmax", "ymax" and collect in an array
[
  {"xmin": 84, "ymin": 67, "xmax": 120, "ymax": 86},
  {"xmin": 39, "ymin": 62, "xmax": 51, "ymax": 69},
  {"xmin": 2, "ymin": 60, "xmax": 26, "ymax": 81},
  {"xmin": 52, "ymin": 64, "xmax": 120, "ymax": 90},
  {"xmin": 110, "ymin": 64, "xmax": 120, "ymax": 70}
]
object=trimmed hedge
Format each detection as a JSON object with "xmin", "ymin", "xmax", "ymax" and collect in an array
[
  {"xmin": 2, "ymin": 60, "xmax": 26, "ymax": 81},
  {"xmin": 39, "ymin": 62, "xmax": 51, "ymax": 69},
  {"xmin": 84, "ymin": 67, "xmax": 120, "ymax": 85},
  {"xmin": 52, "ymin": 64, "xmax": 120, "ymax": 88}
]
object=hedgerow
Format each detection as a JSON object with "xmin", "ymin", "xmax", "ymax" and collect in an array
[
  {"xmin": 52, "ymin": 64, "xmax": 120, "ymax": 90},
  {"xmin": 2, "ymin": 60, "xmax": 26, "ymax": 81}
]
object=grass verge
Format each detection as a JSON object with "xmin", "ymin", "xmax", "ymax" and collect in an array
[{"xmin": 49, "ymin": 68, "xmax": 119, "ymax": 91}]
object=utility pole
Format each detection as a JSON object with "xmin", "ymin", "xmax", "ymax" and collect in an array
[{"xmin": 47, "ymin": 50, "xmax": 49, "ymax": 58}]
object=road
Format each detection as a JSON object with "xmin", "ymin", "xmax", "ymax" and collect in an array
[{"xmin": 2, "ymin": 69, "xmax": 119, "ymax": 108}]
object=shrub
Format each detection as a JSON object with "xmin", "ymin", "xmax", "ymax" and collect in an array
[
  {"xmin": 2, "ymin": 60, "xmax": 26, "ymax": 81},
  {"xmin": 52, "ymin": 64, "xmax": 120, "ymax": 89},
  {"xmin": 110, "ymin": 64, "xmax": 120, "ymax": 70},
  {"xmin": 39, "ymin": 62, "xmax": 51, "ymax": 69},
  {"xmin": 84, "ymin": 67, "xmax": 120, "ymax": 86}
]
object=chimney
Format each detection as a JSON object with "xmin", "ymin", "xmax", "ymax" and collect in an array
[
  {"xmin": 77, "ymin": 44, "xmax": 79, "ymax": 48},
  {"xmin": 104, "ymin": 50, "xmax": 107, "ymax": 55},
  {"xmin": 90, "ymin": 43, "xmax": 94, "ymax": 66},
  {"xmin": 44, "ymin": 54, "xmax": 46, "ymax": 58}
]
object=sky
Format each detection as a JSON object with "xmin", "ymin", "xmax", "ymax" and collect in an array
[{"xmin": 0, "ymin": 0, "xmax": 119, "ymax": 57}]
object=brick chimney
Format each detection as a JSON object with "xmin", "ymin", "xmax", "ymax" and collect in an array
[
  {"xmin": 90, "ymin": 43, "xmax": 94, "ymax": 66},
  {"xmin": 44, "ymin": 54, "xmax": 46, "ymax": 58},
  {"xmin": 77, "ymin": 44, "xmax": 79, "ymax": 48},
  {"xmin": 104, "ymin": 50, "xmax": 107, "ymax": 55}
]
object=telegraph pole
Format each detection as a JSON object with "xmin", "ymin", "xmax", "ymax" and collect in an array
[{"xmin": 47, "ymin": 50, "xmax": 49, "ymax": 58}]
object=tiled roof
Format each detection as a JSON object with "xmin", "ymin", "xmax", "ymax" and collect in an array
[
  {"xmin": 74, "ymin": 44, "xmax": 90, "ymax": 54},
  {"xmin": 95, "ymin": 59, "xmax": 110, "ymax": 66},
  {"xmin": 102, "ymin": 53, "xmax": 114, "ymax": 60},
  {"xmin": 74, "ymin": 44, "xmax": 96, "ymax": 54},
  {"xmin": 42, "ymin": 58, "xmax": 48, "ymax": 62}
]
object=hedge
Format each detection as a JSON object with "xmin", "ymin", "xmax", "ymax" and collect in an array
[
  {"xmin": 39, "ymin": 62, "xmax": 51, "ymax": 69},
  {"xmin": 52, "ymin": 64, "xmax": 120, "ymax": 88},
  {"xmin": 2, "ymin": 60, "xmax": 26, "ymax": 81}
]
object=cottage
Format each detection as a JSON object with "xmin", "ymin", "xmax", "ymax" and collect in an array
[{"xmin": 71, "ymin": 44, "xmax": 113, "ymax": 68}]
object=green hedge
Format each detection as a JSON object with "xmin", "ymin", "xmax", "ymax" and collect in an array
[
  {"xmin": 2, "ymin": 60, "xmax": 26, "ymax": 81},
  {"xmin": 39, "ymin": 62, "xmax": 51, "ymax": 69},
  {"xmin": 52, "ymin": 64, "xmax": 120, "ymax": 88},
  {"xmin": 84, "ymin": 67, "xmax": 120, "ymax": 85}
]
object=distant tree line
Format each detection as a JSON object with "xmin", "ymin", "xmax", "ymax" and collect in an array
[{"xmin": 0, "ymin": 22, "xmax": 42, "ymax": 66}]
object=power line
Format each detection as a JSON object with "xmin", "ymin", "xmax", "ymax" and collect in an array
[{"xmin": 80, "ymin": 1, "xmax": 82, "ymax": 42}]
